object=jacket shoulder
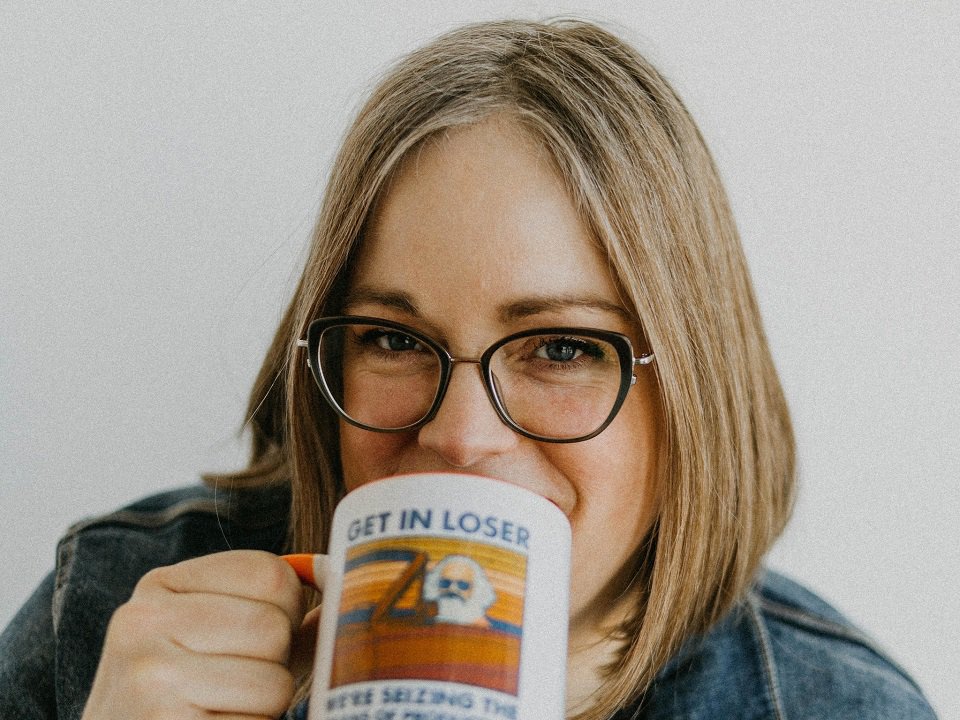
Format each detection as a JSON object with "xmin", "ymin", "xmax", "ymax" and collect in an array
[
  {"xmin": 54, "ymin": 482, "xmax": 292, "ymax": 631},
  {"xmin": 49, "ymin": 482, "xmax": 293, "ymax": 714},
  {"xmin": 644, "ymin": 569, "xmax": 937, "ymax": 720},
  {"xmin": 752, "ymin": 570, "xmax": 937, "ymax": 719},
  {"xmin": 62, "ymin": 482, "xmax": 291, "ymax": 538}
]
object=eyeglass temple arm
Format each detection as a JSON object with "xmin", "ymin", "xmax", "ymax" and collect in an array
[
  {"xmin": 296, "ymin": 339, "xmax": 310, "ymax": 368},
  {"xmin": 630, "ymin": 352, "xmax": 655, "ymax": 386}
]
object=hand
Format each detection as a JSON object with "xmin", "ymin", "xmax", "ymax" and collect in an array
[{"xmin": 81, "ymin": 550, "xmax": 310, "ymax": 720}]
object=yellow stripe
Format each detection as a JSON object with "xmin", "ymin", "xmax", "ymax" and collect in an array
[
  {"xmin": 345, "ymin": 536, "xmax": 526, "ymax": 577},
  {"xmin": 338, "ymin": 537, "xmax": 529, "ymax": 624}
]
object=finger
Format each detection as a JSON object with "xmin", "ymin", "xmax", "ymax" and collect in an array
[
  {"xmin": 160, "ymin": 592, "xmax": 295, "ymax": 663},
  {"xmin": 178, "ymin": 652, "xmax": 294, "ymax": 717},
  {"xmin": 140, "ymin": 551, "xmax": 303, "ymax": 623},
  {"xmin": 86, "ymin": 608, "xmax": 295, "ymax": 719}
]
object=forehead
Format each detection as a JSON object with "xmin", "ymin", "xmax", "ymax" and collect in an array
[
  {"xmin": 441, "ymin": 560, "xmax": 474, "ymax": 576},
  {"xmin": 349, "ymin": 118, "xmax": 627, "ymax": 331}
]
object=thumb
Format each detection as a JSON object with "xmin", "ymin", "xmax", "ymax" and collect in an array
[{"xmin": 289, "ymin": 605, "xmax": 322, "ymax": 681}]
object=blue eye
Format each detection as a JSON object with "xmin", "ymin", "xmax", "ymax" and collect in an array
[
  {"xmin": 534, "ymin": 337, "xmax": 604, "ymax": 363},
  {"xmin": 540, "ymin": 341, "xmax": 577, "ymax": 362},
  {"xmin": 374, "ymin": 331, "xmax": 421, "ymax": 352}
]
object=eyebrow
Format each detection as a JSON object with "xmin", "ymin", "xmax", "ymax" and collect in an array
[
  {"xmin": 497, "ymin": 295, "xmax": 634, "ymax": 323},
  {"xmin": 343, "ymin": 288, "xmax": 420, "ymax": 315},
  {"xmin": 343, "ymin": 286, "xmax": 634, "ymax": 323}
]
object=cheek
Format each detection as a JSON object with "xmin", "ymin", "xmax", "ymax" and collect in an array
[
  {"xmin": 561, "ymin": 375, "xmax": 662, "ymax": 607},
  {"xmin": 563, "ymin": 439, "xmax": 658, "ymax": 544},
  {"xmin": 339, "ymin": 424, "xmax": 413, "ymax": 491},
  {"xmin": 565, "ymin": 373, "xmax": 661, "ymax": 511},
  {"xmin": 559, "ymin": 444, "xmax": 658, "ymax": 621}
]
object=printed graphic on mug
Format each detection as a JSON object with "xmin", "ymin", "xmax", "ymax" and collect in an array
[{"xmin": 331, "ymin": 535, "xmax": 527, "ymax": 694}]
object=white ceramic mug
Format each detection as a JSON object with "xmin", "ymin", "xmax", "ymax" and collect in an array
[{"xmin": 287, "ymin": 472, "xmax": 571, "ymax": 720}]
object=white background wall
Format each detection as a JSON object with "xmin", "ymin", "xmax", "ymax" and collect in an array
[{"xmin": 2, "ymin": 2, "xmax": 957, "ymax": 716}]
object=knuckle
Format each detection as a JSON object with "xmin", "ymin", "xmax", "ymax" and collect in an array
[
  {"xmin": 137, "ymin": 563, "xmax": 176, "ymax": 592},
  {"xmin": 109, "ymin": 598, "xmax": 157, "ymax": 636},
  {"xmin": 252, "ymin": 555, "xmax": 301, "ymax": 612},
  {"xmin": 246, "ymin": 602, "xmax": 292, "ymax": 659},
  {"xmin": 132, "ymin": 658, "xmax": 170, "ymax": 694},
  {"xmin": 263, "ymin": 667, "xmax": 296, "ymax": 716},
  {"xmin": 258, "ymin": 553, "xmax": 296, "ymax": 597},
  {"xmin": 263, "ymin": 607, "xmax": 294, "ymax": 656},
  {"xmin": 124, "ymin": 655, "xmax": 181, "ymax": 706}
]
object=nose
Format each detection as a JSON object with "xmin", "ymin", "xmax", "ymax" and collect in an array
[{"xmin": 417, "ymin": 361, "xmax": 519, "ymax": 467}]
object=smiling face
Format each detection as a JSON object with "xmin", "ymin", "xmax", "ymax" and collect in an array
[{"xmin": 339, "ymin": 118, "xmax": 662, "ymax": 640}]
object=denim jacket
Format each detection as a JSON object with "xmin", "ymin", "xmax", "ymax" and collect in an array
[{"xmin": 0, "ymin": 483, "xmax": 937, "ymax": 720}]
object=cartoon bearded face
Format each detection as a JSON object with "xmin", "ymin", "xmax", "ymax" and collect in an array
[{"xmin": 422, "ymin": 555, "xmax": 496, "ymax": 626}]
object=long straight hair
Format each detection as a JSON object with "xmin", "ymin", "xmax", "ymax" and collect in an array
[{"xmin": 223, "ymin": 19, "xmax": 795, "ymax": 719}]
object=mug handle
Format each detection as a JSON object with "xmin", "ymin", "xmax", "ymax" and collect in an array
[{"xmin": 281, "ymin": 553, "xmax": 329, "ymax": 591}]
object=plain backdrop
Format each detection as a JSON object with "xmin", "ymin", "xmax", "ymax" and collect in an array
[{"xmin": 2, "ymin": 1, "xmax": 958, "ymax": 717}]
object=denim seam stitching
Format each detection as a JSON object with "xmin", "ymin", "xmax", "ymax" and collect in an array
[
  {"xmin": 756, "ymin": 594, "xmax": 927, "ymax": 697},
  {"xmin": 62, "ymin": 498, "xmax": 222, "ymax": 536},
  {"xmin": 747, "ymin": 591, "xmax": 787, "ymax": 720},
  {"xmin": 755, "ymin": 595, "xmax": 873, "ymax": 646},
  {"xmin": 52, "ymin": 533, "xmax": 79, "ymax": 634}
]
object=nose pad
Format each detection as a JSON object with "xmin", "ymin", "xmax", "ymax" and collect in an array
[{"xmin": 416, "ymin": 361, "xmax": 517, "ymax": 467}]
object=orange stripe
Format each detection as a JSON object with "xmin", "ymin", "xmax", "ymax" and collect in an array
[{"xmin": 331, "ymin": 625, "xmax": 521, "ymax": 694}]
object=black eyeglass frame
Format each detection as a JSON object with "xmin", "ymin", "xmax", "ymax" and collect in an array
[{"xmin": 296, "ymin": 315, "xmax": 655, "ymax": 444}]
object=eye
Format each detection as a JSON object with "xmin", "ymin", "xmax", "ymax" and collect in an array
[
  {"xmin": 351, "ymin": 327, "xmax": 425, "ymax": 354},
  {"xmin": 533, "ymin": 337, "xmax": 603, "ymax": 363},
  {"xmin": 373, "ymin": 330, "xmax": 422, "ymax": 352},
  {"xmin": 537, "ymin": 340, "xmax": 578, "ymax": 362}
]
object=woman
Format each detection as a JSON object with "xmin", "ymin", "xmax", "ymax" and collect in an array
[{"xmin": 0, "ymin": 19, "xmax": 937, "ymax": 720}]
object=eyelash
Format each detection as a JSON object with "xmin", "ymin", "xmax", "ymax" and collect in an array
[
  {"xmin": 529, "ymin": 336, "xmax": 606, "ymax": 365},
  {"xmin": 353, "ymin": 329, "xmax": 425, "ymax": 357}
]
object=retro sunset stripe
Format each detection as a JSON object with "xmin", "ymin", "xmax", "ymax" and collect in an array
[
  {"xmin": 331, "ymin": 623, "xmax": 522, "ymax": 694},
  {"xmin": 345, "ymin": 535, "xmax": 527, "ymax": 570},
  {"xmin": 340, "ymin": 563, "xmax": 526, "ymax": 609},
  {"xmin": 337, "ymin": 537, "xmax": 527, "ymax": 628}
]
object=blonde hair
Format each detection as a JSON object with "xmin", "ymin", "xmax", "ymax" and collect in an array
[{"xmin": 226, "ymin": 18, "xmax": 795, "ymax": 719}]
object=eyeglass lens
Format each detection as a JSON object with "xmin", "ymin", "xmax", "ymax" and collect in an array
[
  {"xmin": 438, "ymin": 578, "xmax": 472, "ymax": 591},
  {"xmin": 317, "ymin": 322, "xmax": 624, "ymax": 440}
]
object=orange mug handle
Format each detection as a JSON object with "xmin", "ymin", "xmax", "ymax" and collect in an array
[{"xmin": 281, "ymin": 553, "xmax": 329, "ymax": 591}]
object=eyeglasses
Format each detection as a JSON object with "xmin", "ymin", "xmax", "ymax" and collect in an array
[
  {"xmin": 438, "ymin": 578, "xmax": 472, "ymax": 591},
  {"xmin": 296, "ymin": 316, "xmax": 654, "ymax": 443}
]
